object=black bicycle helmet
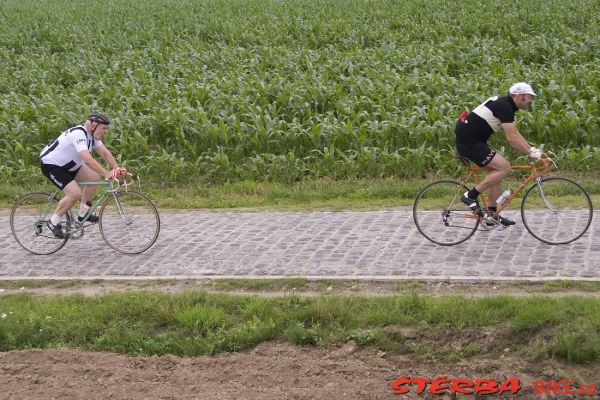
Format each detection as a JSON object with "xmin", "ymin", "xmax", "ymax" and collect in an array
[{"xmin": 87, "ymin": 112, "xmax": 111, "ymax": 125}]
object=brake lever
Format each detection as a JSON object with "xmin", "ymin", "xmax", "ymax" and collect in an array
[{"xmin": 544, "ymin": 151, "xmax": 558, "ymax": 169}]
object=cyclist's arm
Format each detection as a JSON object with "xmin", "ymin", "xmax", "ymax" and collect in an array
[
  {"xmin": 80, "ymin": 150, "xmax": 112, "ymax": 179},
  {"xmin": 501, "ymin": 122, "xmax": 531, "ymax": 155},
  {"xmin": 95, "ymin": 146, "xmax": 120, "ymax": 170}
]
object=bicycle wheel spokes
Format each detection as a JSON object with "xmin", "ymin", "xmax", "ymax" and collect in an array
[
  {"xmin": 413, "ymin": 180, "xmax": 479, "ymax": 246},
  {"xmin": 99, "ymin": 191, "xmax": 160, "ymax": 254},
  {"xmin": 10, "ymin": 192, "xmax": 68, "ymax": 255},
  {"xmin": 521, "ymin": 177, "xmax": 593, "ymax": 244}
]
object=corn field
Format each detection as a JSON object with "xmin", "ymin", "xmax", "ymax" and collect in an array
[{"xmin": 1, "ymin": 0, "xmax": 599, "ymax": 183}]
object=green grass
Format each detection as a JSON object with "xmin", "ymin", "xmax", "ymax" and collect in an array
[
  {"xmin": 2, "ymin": 176, "xmax": 599, "ymax": 211},
  {"xmin": 0, "ymin": 291, "xmax": 599, "ymax": 364},
  {"xmin": 0, "ymin": 280, "xmax": 51, "ymax": 290},
  {"xmin": 393, "ymin": 281, "xmax": 426, "ymax": 292},
  {"xmin": 211, "ymin": 278, "xmax": 308, "ymax": 292},
  {"xmin": 541, "ymin": 280, "xmax": 600, "ymax": 293},
  {"xmin": 0, "ymin": 178, "xmax": 423, "ymax": 210}
]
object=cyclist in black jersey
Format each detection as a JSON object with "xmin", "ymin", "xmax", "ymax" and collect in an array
[{"xmin": 455, "ymin": 82, "xmax": 542, "ymax": 226}]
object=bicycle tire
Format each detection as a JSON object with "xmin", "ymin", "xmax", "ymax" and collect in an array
[
  {"xmin": 413, "ymin": 180, "xmax": 479, "ymax": 246},
  {"xmin": 10, "ymin": 192, "xmax": 69, "ymax": 255},
  {"xmin": 98, "ymin": 190, "xmax": 160, "ymax": 254},
  {"xmin": 521, "ymin": 177, "xmax": 593, "ymax": 244}
]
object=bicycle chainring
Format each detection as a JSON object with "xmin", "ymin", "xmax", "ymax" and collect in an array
[
  {"xmin": 479, "ymin": 214, "xmax": 500, "ymax": 231},
  {"xmin": 66, "ymin": 220, "xmax": 84, "ymax": 239}
]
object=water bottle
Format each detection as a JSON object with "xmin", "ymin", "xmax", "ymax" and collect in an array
[{"xmin": 496, "ymin": 189, "xmax": 512, "ymax": 206}]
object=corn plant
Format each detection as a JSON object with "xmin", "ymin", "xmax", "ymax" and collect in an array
[{"xmin": 0, "ymin": 0, "xmax": 599, "ymax": 183}]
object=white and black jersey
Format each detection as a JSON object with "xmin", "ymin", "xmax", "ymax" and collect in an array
[
  {"xmin": 454, "ymin": 95, "xmax": 519, "ymax": 167},
  {"xmin": 456, "ymin": 95, "xmax": 518, "ymax": 142},
  {"xmin": 39, "ymin": 125, "xmax": 104, "ymax": 171}
]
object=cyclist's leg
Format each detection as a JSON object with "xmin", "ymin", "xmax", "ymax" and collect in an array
[
  {"xmin": 456, "ymin": 140, "xmax": 509, "ymax": 210},
  {"xmin": 40, "ymin": 163, "xmax": 80, "ymax": 218},
  {"xmin": 75, "ymin": 164, "xmax": 101, "ymax": 207},
  {"xmin": 55, "ymin": 181, "xmax": 81, "ymax": 217},
  {"xmin": 475, "ymin": 153, "xmax": 511, "ymax": 206}
]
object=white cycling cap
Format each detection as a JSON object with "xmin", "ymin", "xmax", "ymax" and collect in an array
[{"xmin": 509, "ymin": 82, "xmax": 536, "ymax": 96}]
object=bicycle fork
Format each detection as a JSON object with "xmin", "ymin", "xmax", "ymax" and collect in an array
[
  {"xmin": 112, "ymin": 193, "xmax": 133, "ymax": 225},
  {"xmin": 535, "ymin": 177, "xmax": 559, "ymax": 213}
]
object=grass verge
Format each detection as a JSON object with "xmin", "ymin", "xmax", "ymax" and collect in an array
[
  {"xmin": 0, "ymin": 287, "xmax": 599, "ymax": 365},
  {"xmin": 2, "ymin": 177, "xmax": 599, "ymax": 211}
]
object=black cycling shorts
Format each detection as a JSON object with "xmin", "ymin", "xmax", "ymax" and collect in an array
[
  {"xmin": 455, "ymin": 122, "xmax": 497, "ymax": 167},
  {"xmin": 40, "ymin": 162, "xmax": 80, "ymax": 189}
]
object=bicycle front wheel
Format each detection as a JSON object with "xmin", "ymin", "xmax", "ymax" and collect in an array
[
  {"xmin": 521, "ymin": 177, "xmax": 593, "ymax": 244},
  {"xmin": 413, "ymin": 180, "xmax": 479, "ymax": 246},
  {"xmin": 10, "ymin": 192, "xmax": 69, "ymax": 255},
  {"xmin": 99, "ymin": 191, "xmax": 160, "ymax": 254}
]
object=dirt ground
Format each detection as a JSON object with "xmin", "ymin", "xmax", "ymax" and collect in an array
[
  {"xmin": 1, "ymin": 343, "xmax": 599, "ymax": 400},
  {"xmin": 1, "ymin": 280, "xmax": 599, "ymax": 399}
]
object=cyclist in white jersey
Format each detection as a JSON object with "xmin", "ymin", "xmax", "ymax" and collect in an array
[{"xmin": 39, "ymin": 113, "xmax": 127, "ymax": 238}]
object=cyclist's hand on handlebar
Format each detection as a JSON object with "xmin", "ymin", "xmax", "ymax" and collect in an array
[
  {"xmin": 108, "ymin": 168, "xmax": 128, "ymax": 180},
  {"xmin": 528, "ymin": 147, "xmax": 543, "ymax": 160}
]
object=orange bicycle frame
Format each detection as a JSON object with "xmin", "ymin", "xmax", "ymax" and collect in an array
[{"xmin": 459, "ymin": 158, "xmax": 552, "ymax": 216}]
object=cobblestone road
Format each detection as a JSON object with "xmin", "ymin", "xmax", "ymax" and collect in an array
[{"xmin": 0, "ymin": 210, "xmax": 598, "ymax": 281}]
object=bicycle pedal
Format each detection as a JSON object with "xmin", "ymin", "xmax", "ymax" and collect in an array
[{"xmin": 480, "ymin": 218, "xmax": 500, "ymax": 231}]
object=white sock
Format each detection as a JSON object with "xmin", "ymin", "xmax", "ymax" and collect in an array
[
  {"xmin": 79, "ymin": 202, "xmax": 90, "ymax": 217},
  {"xmin": 50, "ymin": 214, "xmax": 61, "ymax": 225}
]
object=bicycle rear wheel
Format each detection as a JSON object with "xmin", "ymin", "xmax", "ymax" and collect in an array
[
  {"xmin": 10, "ymin": 192, "xmax": 69, "ymax": 254},
  {"xmin": 99, "ymin": 191, "xmax": 160, "ymax": 254},
  {"xmin": 413, "ymin": 180, "xmax": 479, "ymax": 246},
  {"xmin": 521, "ymin": 177, "xmax": 593, "ymax": 244}
]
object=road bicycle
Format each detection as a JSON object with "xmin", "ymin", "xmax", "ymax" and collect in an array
[
  {"xmin": 10, "ymin": 175, "xmax": 160, "ymax": 254},
  {"xmin": 413, "ymin": 154, "xmax": 593, "ymax": 246}
]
